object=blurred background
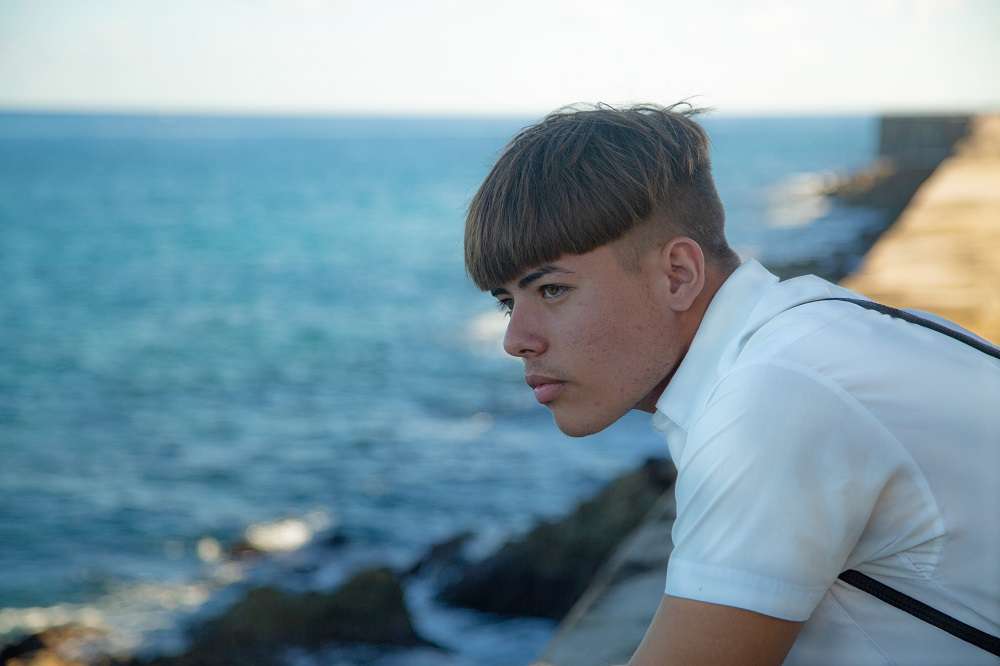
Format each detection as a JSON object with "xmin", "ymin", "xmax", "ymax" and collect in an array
[{"xmin": 1, "ymin": 1, "xmax": 998, "ymax": 665}]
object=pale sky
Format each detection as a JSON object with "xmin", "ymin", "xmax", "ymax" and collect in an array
[{"xmin": 1, "ymin": 0, "xmax": 998, "ymax": 115}]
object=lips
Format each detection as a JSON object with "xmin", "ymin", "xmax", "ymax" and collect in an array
[{"xmin": 525, "ymin": 374, "xmax": 566, "ymax": 405}]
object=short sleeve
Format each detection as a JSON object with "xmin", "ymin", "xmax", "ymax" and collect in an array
[{"xmin": 664, "ymin": 361, "xmax": 907, "ymax": 621}]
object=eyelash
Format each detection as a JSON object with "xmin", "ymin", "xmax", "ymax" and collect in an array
[{"xmin": 496, "ymin": 284, "xmax": 570, "ymax": 317}]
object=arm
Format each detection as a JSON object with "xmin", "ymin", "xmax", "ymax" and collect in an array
[{"xmin": 627, "ymin": 594, "xmax": 802, "ymax": 666}]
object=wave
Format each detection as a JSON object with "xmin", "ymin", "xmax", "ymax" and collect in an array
[{"xmin": 764, "ymin": 170, "xmax": 840, "ymax": 228}]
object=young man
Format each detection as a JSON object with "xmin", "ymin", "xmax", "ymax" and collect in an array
[{"xmin": 464, "ymin": 104, "xmax": 1000, "ymax": 665}]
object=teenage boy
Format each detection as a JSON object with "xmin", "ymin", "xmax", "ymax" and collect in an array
[{"xmin": 464, "ymin": 103, "xmax": 1000, "ymax": 665}]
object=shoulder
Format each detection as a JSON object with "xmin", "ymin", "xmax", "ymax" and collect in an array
[
  {"xmin": 668, "ymin": 361, "xmax": 922, "ymax": 619},
  {"xmin": 678, "ymin": 360, "xmax": 907, "ymax": 514},
  {"xmin": 690, "ymin": 360, "xmax": 885, "ymax": 457}
]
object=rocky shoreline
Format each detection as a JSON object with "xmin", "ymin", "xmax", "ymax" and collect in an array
[
  {"xmin": 765, "ymin": 114, "xmax": 972, "ymax": 285},
  {"xmin": 2, "ymin": 459, "xmax": 677, "ymax": 666},
  {"xmin": 764, "ymin": 160, "xmax": 940, "ymax": 284}
]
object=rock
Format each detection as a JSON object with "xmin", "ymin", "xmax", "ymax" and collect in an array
[
  {"xmin": 437, "ymin": 457, "xmax": 676, "ymax": 619},
  {"xmin": 754, "ymin": 160, "xmax": 938, "ymax": 285},
  {"xmin": 823, "ymin": 159, "xmax": 936, "ymax": 219},
  {"xmin": 403, "ymin": 530, "xmax": 474, "ymax": 580},
  {"xmin": 0, "ymin": 624, "xmax": 111, "ymax": 666},
  {"xmin": 323, "ymin": 530, "xmax": 349, "ymax": 548},
  {"xmin": 778, "ymin": 118, "xmax": 971, "ymax": 286},
  {"xmin": 760, "ymin": 159, "xmax": 939, "ymax": 285},
  {"xmin": 765, "ymin": 248, "xmax": 863, "ymax": 285},
  {"xmin": 193, "ymin": 567, "xmax": 434, "ymax": 649},
  {"xmin": 227, "ymin": 526, "xmax": 348, "ymax": 560},
  {"xmin": 225, "ymin": 538, "xmax": 263, "ymax": 560},
  {"xmin": 133, "ymin": 567, "xmax": 440, "ymax": 666}
]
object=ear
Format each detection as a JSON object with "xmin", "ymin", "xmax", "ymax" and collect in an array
[{"xmin": 654, "ymin": 237, "xmax": 706, "ymax": 312}]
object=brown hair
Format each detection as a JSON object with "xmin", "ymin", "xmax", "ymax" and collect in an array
[{"xmin": 464, "ymin": 102, "xmax": 740, "ymax": 290}]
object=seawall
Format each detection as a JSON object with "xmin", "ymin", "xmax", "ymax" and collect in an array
[
  {"xmin": 841, "ymin": 114, "xmax": 1000, "ymax": 342},
  {"xmin": 530, "ymin": 112, "xmax": 999, "ymax": 666}
]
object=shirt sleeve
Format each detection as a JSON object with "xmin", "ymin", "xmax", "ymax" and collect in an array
[{"xmin": 664, "ymin": 360, "xmax": 908, "ymax": 621}]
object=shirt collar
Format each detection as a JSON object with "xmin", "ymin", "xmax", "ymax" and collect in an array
[{"xmin": 652, "ymin": 258, "xmax": 779, "ymax": 433}]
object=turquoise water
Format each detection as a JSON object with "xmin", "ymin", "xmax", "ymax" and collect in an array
[{"xmin": 0, "ymin": 112, "xmax": 878, "ymax": 659}]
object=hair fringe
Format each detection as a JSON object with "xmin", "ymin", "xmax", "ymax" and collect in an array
[{"xmin": 464, "ymin": 101, "xmax": 736, "ymax": 290}]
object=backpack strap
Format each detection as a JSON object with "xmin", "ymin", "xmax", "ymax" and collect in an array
[
  {"xmin": 791, "ymin": 297, "xmax": 1000, "ymax": 360},
  {"xmin": 837, "ymin": 570, "xmax": 1000, "ymax": 656},
  {"xmin": 786, "ymin": 297, "xmax": 1000, "ymax": 656}
]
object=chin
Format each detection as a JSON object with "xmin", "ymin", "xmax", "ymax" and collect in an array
[{"xmin": 552, "ymin": 410, "xmax": 620, "ymax": 438}]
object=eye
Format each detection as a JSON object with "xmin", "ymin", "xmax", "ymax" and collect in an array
[
  {"xmin": 496, "ymin": 298, "xmax": 513, "ymax": 317},
  {"xmin": 540, "ymin": 284, "xmax": 570, "ymax": 300}
]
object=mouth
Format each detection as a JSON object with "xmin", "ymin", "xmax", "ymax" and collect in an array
[{"xmin": 525, "ymin": 374, "xmax": 566, "ymax": 405}]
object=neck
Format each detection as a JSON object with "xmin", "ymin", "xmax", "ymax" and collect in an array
[{"xmin": 633, "ymin": 262, "xmax": 733, "ymax": 414}]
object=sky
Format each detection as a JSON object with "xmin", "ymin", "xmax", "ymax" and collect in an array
[{"xmin": 1, "ymin": 0, "xmax": 998, "ymax": 116}]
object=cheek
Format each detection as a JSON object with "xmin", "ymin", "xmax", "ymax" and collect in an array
[
  {"xmin": 564, "ymin": 305, "xmax": 620, "ymax": 361},
  {"xmin": 600, "ymin": 300, "xmax": 676, "ymax": 395},
  {"xmin": 570, "ymin": 299, "xmax": 658, "ymax": 381}
]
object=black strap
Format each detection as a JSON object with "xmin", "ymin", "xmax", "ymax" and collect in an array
[
  {"xmin": 787, "ymin": 297, "xmax": 1000, "ymax": 656},
  {"xmin": 791, "ymin": 297, "xmax": 1000, "ymax": 360},
  {"xmin": 837, "ymin": 570, "xmax": 1000, "ymax": 656}
]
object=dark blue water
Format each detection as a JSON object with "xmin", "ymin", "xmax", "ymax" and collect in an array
[{"xmin": 0, "ymin": 112, "xmax": 879, "ymax": 661}]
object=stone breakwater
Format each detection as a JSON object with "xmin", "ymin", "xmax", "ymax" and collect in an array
[{"xmin": 841, "ymin": 114, "xmax": 1000, "ymax": 343}]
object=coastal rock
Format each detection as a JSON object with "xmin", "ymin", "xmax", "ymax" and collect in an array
[
  {"xmin": 194, "ymin": 566, "xmax": 434, "ymax": 648},
  {"xmin": 437, "ymin": 457, "xmax": 676, "ymax": 619},
  {"xmin": 823, "ymin": 159, "xmax": 937, "ymax": 219},
  {"xmin": 323, "ymin": 530, "xmax": 349, "ymax": 548},
  {"xmin": 770, "ymin": 117, "xmax": 972, "ymax": 299},
  {"xmin": 403, "ymin": 530, "xmax": 474, "ymax": 580},
  {"xmin": 765, "ymin": 254, "xmax": 852, "ymax": 284},
  {"xmin": 225, "ymin": 538, "xmax": 264, "ymax": 559},
  {"xmin": 757, "ymin": 161, "xmax": 937, "ymax": 285},
  {"xmin": 138, "ymin": 567, "xmax": 439, "ymax": 666},
  {"xmin": 0, "ymin": 623, "xmax": 111, "ymax": 666},
  {"xmin": 760, "ymin": 160, "xmax": 940, "ymax": 285}
]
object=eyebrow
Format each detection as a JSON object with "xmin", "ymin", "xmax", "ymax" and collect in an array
[{"xmin": 489, "ymin": 265, "xmax": 574, "ymax": 297}]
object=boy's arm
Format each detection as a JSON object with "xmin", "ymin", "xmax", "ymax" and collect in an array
[{"xmin": 627, "ymin": 594, "xmax": 802, "ymax": 666}]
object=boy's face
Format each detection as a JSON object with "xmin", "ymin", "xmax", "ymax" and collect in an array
[{"xmin": 491, "ymin": 239, "xmax": 692, "ymax": 436}]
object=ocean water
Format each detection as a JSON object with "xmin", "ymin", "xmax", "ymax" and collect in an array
[{"xmin": 0, "ymin": 112, "xmax": 880, "ymax": 663}]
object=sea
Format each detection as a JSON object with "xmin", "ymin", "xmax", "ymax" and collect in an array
[{"xmin": 0, "ymin": 111, "xmax": 883, "ymax": 665}]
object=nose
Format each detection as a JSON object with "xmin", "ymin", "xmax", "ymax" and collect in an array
[{"xmin": 502, "ymin": 304, "xmax": 548, "ymax": 358}]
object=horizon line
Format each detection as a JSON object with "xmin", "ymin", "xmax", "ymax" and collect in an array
[{"xmin": 0, "ymin": 102, "xmax": 994, "ymax": 121}]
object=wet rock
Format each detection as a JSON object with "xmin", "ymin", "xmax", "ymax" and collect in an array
[
  {"xmin": 437, "ymin": 457, "xmax": 676, "ymax": 620},
  {"xmin": 323, "ymin": 530, "xmax": 349, "ymax": 548},
  {"xmin": 766, "ymin": 250, "xmax": 861, "ymax": 284},
  {"xmin": 823, "ymin": 160, "xmax": 936, "ymax": 220},
  {"xmin": 745, "ymin": 156, "xmax": 937, "ymax": 286},
  {"xmin": 225, "ymin": 538, "xmax": 264, "ymax": 560},
  {"xmin": 0, "ymin": 623, "xmax": 111, "ymax": 666},
  {"xmin": 134, "ymin": 567, "xmax": 440, "ymax": 666},
  {"xmin": 756, "ymin": 160, "xmax": 940, "ymax": 285},
  {"xmin": 403, "ymin": 530, "xmax": 474, "ymax": 580},
  {"xmin": 760, "ymin": 160, "xmax": 940, "ymax": 285},
  {"xmin": 227, "ymin": 525, "xmax": 348, "ymax": 561}
]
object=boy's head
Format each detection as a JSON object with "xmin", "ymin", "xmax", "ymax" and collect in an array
[
  {"xmin": 465, "ymin": 103, "xmax": 740, "ymax": 436},
  {"xmin": 465, "ymin": 102, "xmax": 739, "ymax": 291}
]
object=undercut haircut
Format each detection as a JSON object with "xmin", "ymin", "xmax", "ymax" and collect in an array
[{"xmin": 464, "ymin": 102, "xmax": 740, "ymax": 291}]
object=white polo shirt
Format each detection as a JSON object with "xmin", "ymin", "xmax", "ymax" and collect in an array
[{"xmin": 653, "ymin": 259, "xmax": 1000, "ymax": 665}]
